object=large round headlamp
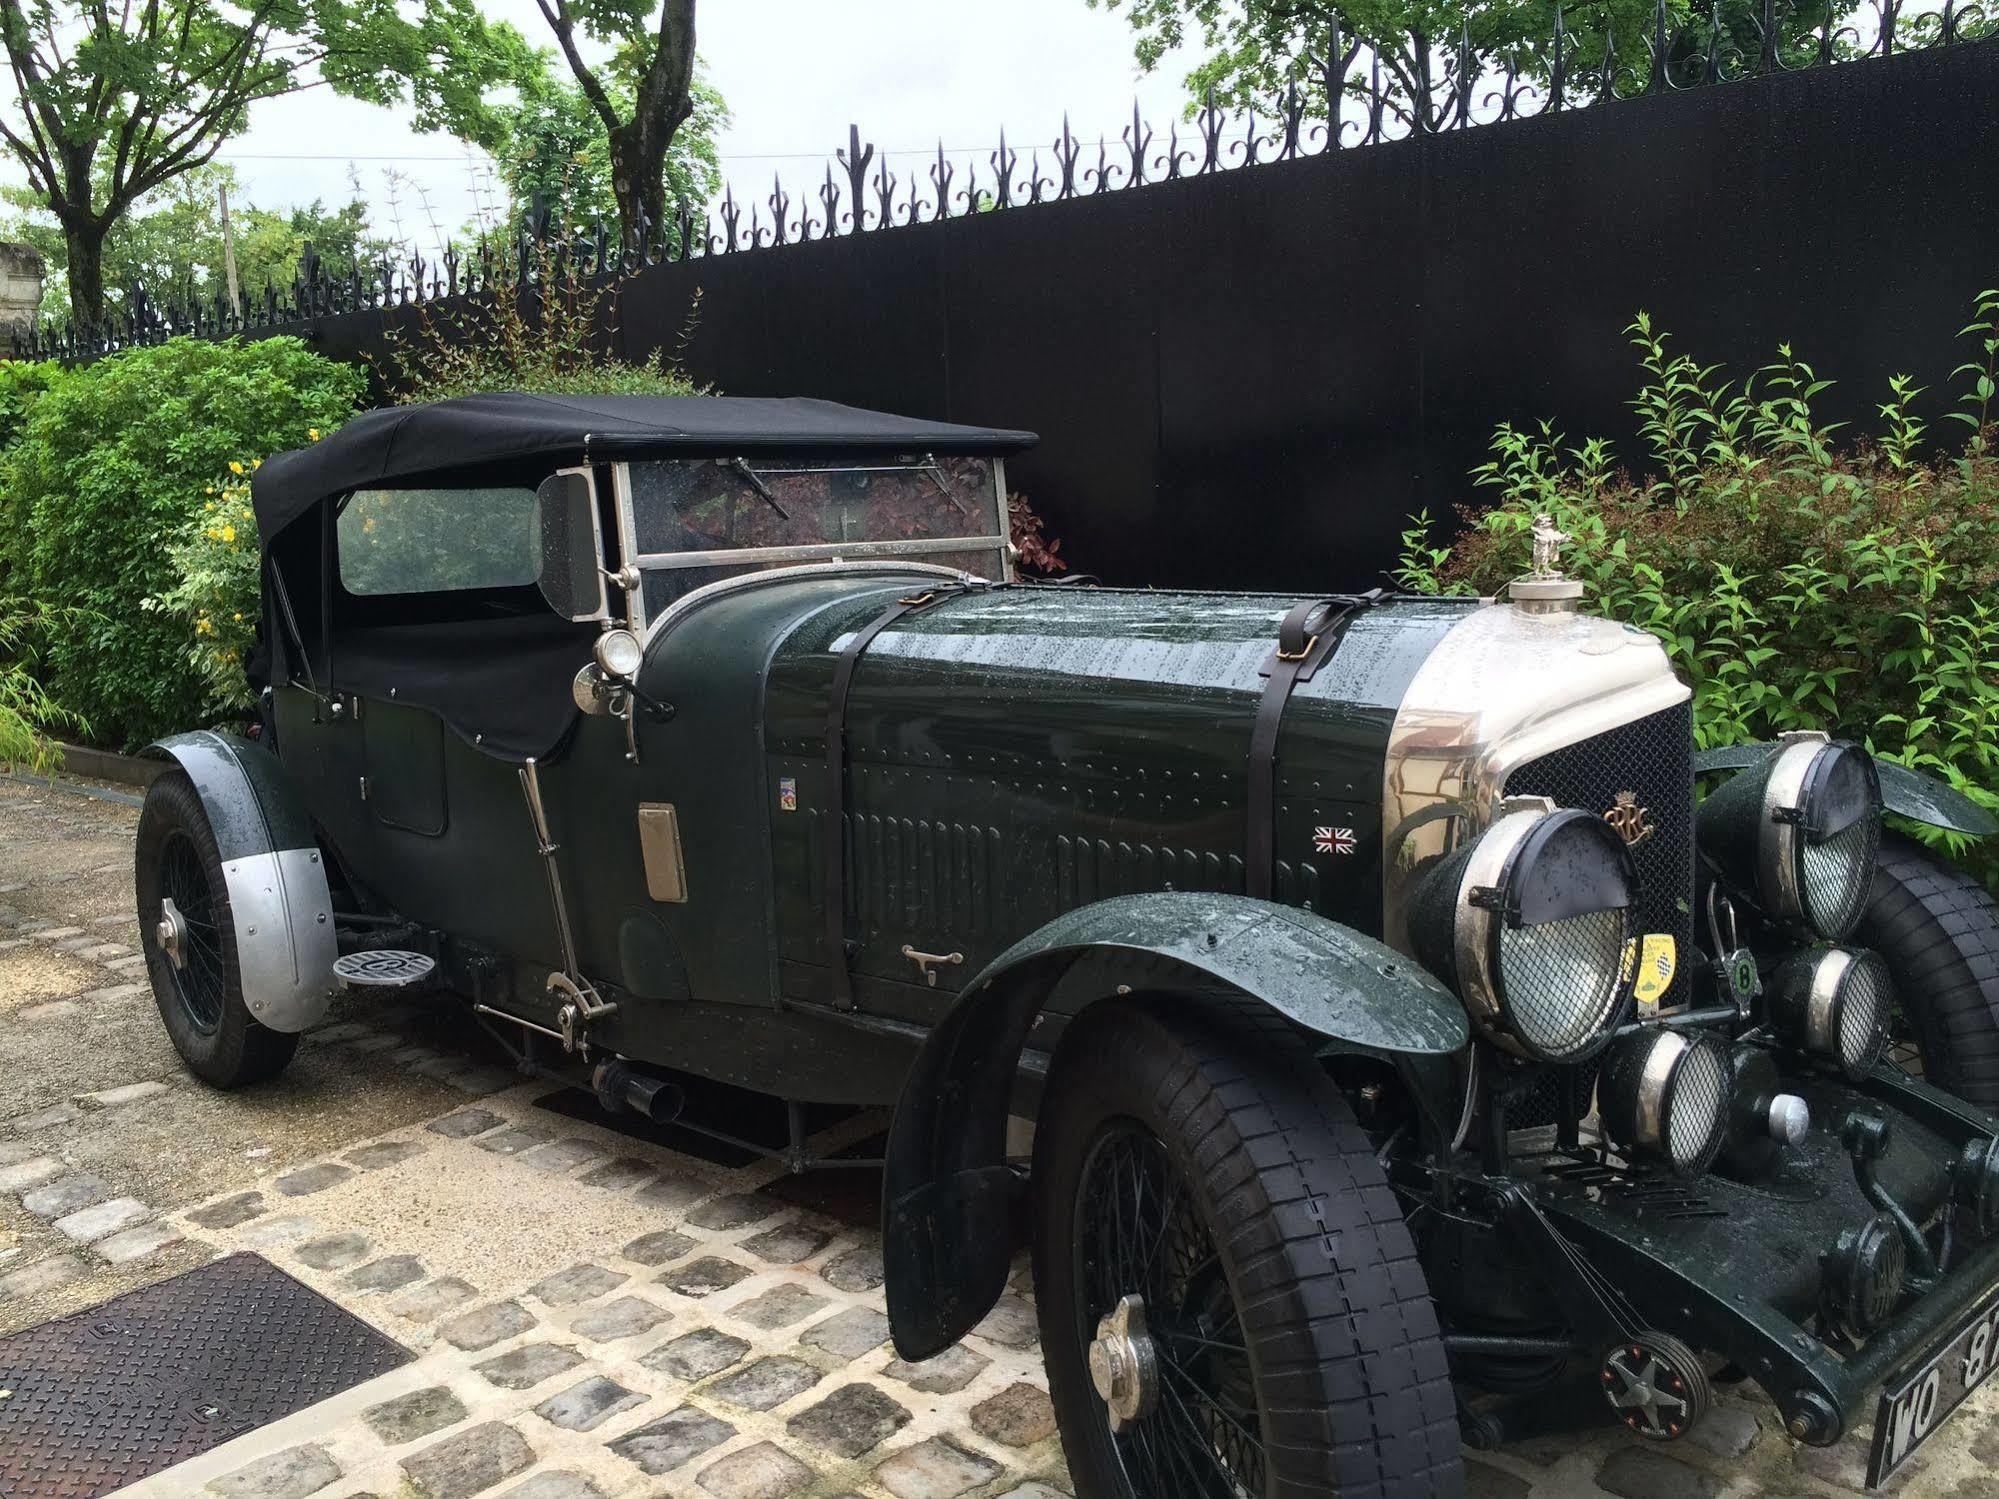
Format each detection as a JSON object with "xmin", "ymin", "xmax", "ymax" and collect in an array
[
  {"xmin": 1697, "ymin": 736, "xmax": 1882, "ymax": 940},
  {"xmin": 1411, "ymin": 804, "xmax": 1639, "ymax": 1064},
  {"xmin": 1768, "ymin": 946, "xmax": 1892, "ymax": 1080},
  {"xmin": 1599, "ymin": 1028, "xmax": 1736, "ymax": 1176}
]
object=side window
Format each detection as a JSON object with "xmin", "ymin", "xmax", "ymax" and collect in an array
[{"xmin": 338, "ymin": 487, "xmax": 540, "ymax": 595}]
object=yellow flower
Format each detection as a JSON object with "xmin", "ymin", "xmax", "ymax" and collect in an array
[
  {"xmin": 204, "ymin": 501, "xmax": 215, "ymax": 511},
  {"xmin": 196, "ymin": 618, "xmax": 213, "ymax": 635},
  {"xmin": 207, "ymin": 528, "xmax": 222, "ymax": 541},
  {"xmin": 232, "ymin": 612, "xmax": 243, "ymax": 621},
  {"xmin": 308, "ymin": 428, "xmax": 321, "ymax": 441},
  {"xmin": 228, "ymin": 461, "xmax": 244, "ymax": 475},
  {"xmin": 221, "ymin": 525, "xmax": 236, "ymax": 543}
]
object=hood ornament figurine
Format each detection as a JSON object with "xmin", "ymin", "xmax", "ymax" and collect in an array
[{"xmin": 1509, "ymin": 511, "xmax": 1585, "ymax": 611}]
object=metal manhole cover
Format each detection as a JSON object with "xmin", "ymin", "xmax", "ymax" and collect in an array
[
  {"xmin": 333, "ymin": 949, "xmax": 436, "ymax": 987},
  {"xmin": 0, "ymin": 1252, "xmax": 409, "ymax": 1499}
]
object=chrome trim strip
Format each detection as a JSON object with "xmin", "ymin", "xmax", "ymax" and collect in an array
[
  {"xmin": 631, "ymin": 535, "xmax": 1004, "ymax": 570},
  {"xmin": 1807, "ymin": 946, "xmax": 1855, "ymax": 1054},
  {"xmin": 1637, "ymin": 1029, "xmax": 1690, "ymax": 1149},
  {"xmin": 1761, "ymin": 738, "xmax": 1824, "ymax": 925},
  {"xmin": 1382, "ymin": 601, "xmax": 1690, "ymax": 953},
  {"xmin": 1453, "ymin": 808, "xmax": 1541, "ymax": 1042}
]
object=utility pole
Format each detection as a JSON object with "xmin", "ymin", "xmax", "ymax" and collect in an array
[{"xmin": 219, "ymin": 184, "xmax": 241, "ymax": 321}]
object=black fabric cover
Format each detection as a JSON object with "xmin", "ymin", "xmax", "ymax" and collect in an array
[{"xmin": 254, "ymin": 393, "xmax": 1037, "ymax": 547}]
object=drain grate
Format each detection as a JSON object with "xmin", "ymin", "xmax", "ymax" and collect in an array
[{"xmin": 0, "ymin": 1252, "xmax": 409, "ymax": 1499}]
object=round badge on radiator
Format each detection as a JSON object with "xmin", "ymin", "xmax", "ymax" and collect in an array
[{"xmin": 332, "ymin": 950, "xmax": 436, "ymax": 988}]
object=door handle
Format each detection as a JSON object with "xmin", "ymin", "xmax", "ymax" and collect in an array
[{"xmin": 901, "ymin": 945, "xmax": 965, "ymax": 987}]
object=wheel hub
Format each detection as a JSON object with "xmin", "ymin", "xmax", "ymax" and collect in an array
[
  {"xmin": 156, "ymin": 897, "xmax": 187, "ymax": 971},
  {"xmin": 1087, "ymin": 1293, "xmax": 1160, "ymax": 1433}
]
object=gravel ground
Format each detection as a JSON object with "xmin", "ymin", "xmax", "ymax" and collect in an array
[{"xmin": 1, "ymin": 770, "xmax": 1993, "ymax": 1499}]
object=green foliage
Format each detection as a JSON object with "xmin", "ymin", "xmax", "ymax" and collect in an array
[
  {"xmin": 0, "ymin": 358, "xmax": 62, "ymax": 452},
  {"xmin": 0, "ymin": 338, "xmax": 364, "ymax": 747},
  {"xmin": 151, "ymin": 457, "xmax": 267, "ymax": 716},
  {"xmin": 0, "ymin": 596, "xmax": 85, "ymax": 771},
  {"xmin": 1091, "ymin": 0, "xmax": 1846, "ymax": 119},
  {"xmin": 379, "ymin": 244, "xmax": 703, "ymax": 402},
  {"xmin": 1399, "ymin": 292, "xmax": 1999, "ymax": 888}
]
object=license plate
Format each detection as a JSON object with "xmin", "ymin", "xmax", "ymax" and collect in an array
[{"xmin": 1867, "ymin": 1288, "xmax": 1999, "ymax": 1486}]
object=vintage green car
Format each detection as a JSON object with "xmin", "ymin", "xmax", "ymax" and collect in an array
[{"xmin": 134, "ymin": 393, "xmax": 1999, "ymax": 1497}]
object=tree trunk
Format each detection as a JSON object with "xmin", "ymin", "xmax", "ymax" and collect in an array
[
  {"xmin": 609, "ymin": 114, "xmax": 685, "ymax": 255},
  {"xmin": 63, "ymin": 220, "xmax": 106, "ymax": 331}
]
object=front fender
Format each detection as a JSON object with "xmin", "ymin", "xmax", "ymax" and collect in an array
[
  {"xmin": 145, "ymin": 730, "xmax": 337, "ymax": 1033},
  {"xmin": 880, "ymin": 892, "xmax": 1468, "ymax": 1359},
  {"xmin": 1695, "ymin": 742, "xmax": 1997, "ymax": 837}
]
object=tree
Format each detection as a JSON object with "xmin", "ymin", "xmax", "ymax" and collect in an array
[
  {"xmin": 1090, "ymin": 0, "xmax": 1842, "ymax": 128},
  {"xmin": 485, "ymin": 63, "xmax": 725, "ymax": 249},
  {"xmin": 0, "ymin": 0, "xmax": 533, "ymax": 328},
  {"xmin": 520, "ymin": 0, "xmax": 700, "ymax": 250}
]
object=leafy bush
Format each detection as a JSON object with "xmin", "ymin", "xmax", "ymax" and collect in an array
[
  {"xmin": 0, "ymin": 597, "xmax": 85, "ymax": 771},
  {"xmin": 0, "ymin": 337, "xmax": 364, "ymax": 747},
  {"xmin": 1399, "ymin": 288, "xmax": 1999, "ymax": 888},
  {"xmin": 151, "ymin": 457, "xmax": 269, "ymax": 715}
]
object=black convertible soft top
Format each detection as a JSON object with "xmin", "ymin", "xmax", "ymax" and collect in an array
[{"xmin": 253, "ymin": 392, "xmax": 1038, "ymax": 545}]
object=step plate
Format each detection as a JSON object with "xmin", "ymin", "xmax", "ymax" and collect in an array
[
  {"xmin": 333, "ymin": 949, "xmax": 437, "ymax": 988},
  {"xmin": 0, "ymin": 1252, "xmax": 410, "ymax": 1498}
]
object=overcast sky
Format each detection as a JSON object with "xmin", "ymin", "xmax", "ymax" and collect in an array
[{"xmin": 199, "ymin": 0, "xmax": 1201, "ymax": 248}]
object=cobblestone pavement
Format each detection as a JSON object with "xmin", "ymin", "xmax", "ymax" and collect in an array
[{"xmin": 2, "ymin": 771, "xmax": 1996, "ymax": 1499}]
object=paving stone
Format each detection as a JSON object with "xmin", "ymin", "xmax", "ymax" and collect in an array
[
  {"xmin": 0, "ymin": 1141, "xmax": 37, "ymax": 1167},
  {"xmin": 819, "ymin": 1246, "xmax": 884, "ymax": 1292},
  {"xmin": 800, "ymin": 1305, "xmax": 891, "ymax": 1360},
  {"xmin": 22, "ymin": 1172, "xmax": 111, "ymax": 1218},
  {"xmin": 476, "ymin": 1342, "xmax": 587, "ymax": 1390},
  {"xmin": 583, "ymin": 1158, "xmax": 658, "ymax": 1193},
  {"xmin": 1793, "ymin": 1430, "xmax": 1921, "ymax": 1491},
  {"xmin": 872, "ymin": 1437, "xmax": 1000, "ymax": 1499},
  {"xmin": 77, "ymin": 942, "xmax": 128, "ymax": 961},
  {"xmin": 97, "ymin": 1220, "xmax": 183, "ymax": 1264},
  {"xmin": 728, "ymin": 1283, "xmax": 827, "ymax": 1330},
  {"xmin": 786, "ymin": 1383, "xmax": 912, "ymax": 1458},
  {"xmin": 660, "ymin": 1256, "xmax": 753, "ymax": 1297},
  {"xmin": 187, "ymin": 1190, "xmax": 265, "ymax": 1229},
  {"xmin": 393, "ymin": 1044, "xmax": 443, "ymax": 1065},
  {"xmin": 105, "ymin": 955, "xmax": 147, "ymax": 973},
  {"xmin": 972, "ymin": 1294, "xmax": 1038, "ymax": 1349},
  {"xmin": 30, "ymin": 925, "xmax": 84, "ymax": 940},
  {"xmin": 477, "ymin": 1126, "xmax": 551, "ymax": 1156},
  {"xmin": 696, "ymin": 1441, "xmax": 816, "ymax": 1499},
  {"xmin": 209, "ymin": 1442, "xmax": 343, "ymax": 1499},
  {"xmin": 1595, "ymin": 1447, "xmax": 1721, "ymax": 1499},
  {"xmin": 429, "ymin": 1109, "xmax": 505, "ymax": 1139},
  {"xmin": 296, "ymin": 1231, "xmax": 374, "ymax": 1270},
  {"xmin": 346, "ymin": 1139, "xmax": 426, "ymax": 1170},
  {"xmin": 1464, "ymin": 1459, "xmax": 1533, "ymax": 1499},
  {"xmin": 6, "ymin": 1104, "xmax": 77, "ymax": 1133},
  {"xmin": 347, "ymin": 1254, "xmax": 427, "ymax": 1292},
  {"xmin": 522, "ymin": 1138, "xmax": 607, "ymax": 1173},
  {"xmin": 345, "ymin": 1032, "xmax": 403, "ymax": 1053},
  {"xmin": 970, "ymin": 1382, "xmax": 1056, "ymax": 1447},
  {"xmin": 622, "ymin": 1228, "xmax": 695, "ymax": 1266},
  {"xmin": 611, "ymin": 1406, "xmax": 737, "ymax": 1476},
  {"xmin": 413, "ymin": 1055, "xmax": 478, "ymax": 1082},
  {"xmin": 499, "ymin": 1474, "xmax": 605, "ymax": 1499},
  {"xmin": 641, "ymin": 1326, "xmax": 752, "ymax": 1382},
  {"xmin": 239, "ymin": 1214, "xmax": 317, "ymax": 1249},
  {"xmin": 572, "ymin": 1294, "xmax": 670, "ymax": 1341},
  {"xmin": 529, "ymin": 1263, "xmax": 628, "ymax": 1306},
  {"xmin": 1687, "ymin": 1403, "xmax": 1762, "ymax": 1459},
  {"xmin": 709, "ymin": 1356, "xmax": 823, "ymax": 1411},
  {"xmin": 0, "ymin": 1254, "xmax": 87, "ymax": 1302},
  {"xmin": 534, "ymin": 1374, "xmax": 646, "ymax": 1431},
  {"xmin": 442, "ymin": 1299, "xmax": 538, "ymax": 1350},
  {"xmin": 741, "ymin": 1221, "xmax": 833, "ymax": 1264},
  {"xmin": 687, "ymin": 1192, "xmax": 782, "ymax": 1231},
  {"xmin": 636, "ymin": 1174, "xmax": 711, "ymax": 1212},
  {"xmin": 0, "ymin": 1157, "xmax": 64, "ymax": 1193},
  {"xmin": 401, "ymin": 1420, "xmax": 535, "ymax": 1499},
  {"xmin": 364, "ymin": 1386, "xmax": 469, "ymax": 1445},
  {"xmin": 884, "ymin": 1344, "xmax": 990, "ymax": 1395},
  {"xmin": 393, "ymin": 1277, "xmax": 480, "ymax": 1322},
  {"xmin": 55, "ymin": 1195, "xmax": 149, "ymax": 1242},
  {"xmin": 497, "ymin": 1479, "xmax": 599, "ymax": 1499},
  {"xmin": 275, "ymin": 1162, "xmax": 353, "ymax": 1196},
  {"xmin": 91, "ymin": 912, "xmax": 137, "ymax": 928},
  {"xmin": 76, "ymin": 1079, "xmax": 167, "ymax": 1108},
  {"xmin": 22, "ymin": 999, "xmax": 80, "ymax": 1023},
  {"xmin": 446, "ymin": 1065, "xmax": 516, "ymax": 1095}
]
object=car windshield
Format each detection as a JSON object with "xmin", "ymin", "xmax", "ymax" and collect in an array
[{"xmin": 625, "ymin": 455, "xmax": 1004, "ymax": 616}]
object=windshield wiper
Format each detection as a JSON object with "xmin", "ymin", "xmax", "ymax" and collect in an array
[{"xmin": 725, "ymin": 457, "xmax": 791, "ymax": 522}]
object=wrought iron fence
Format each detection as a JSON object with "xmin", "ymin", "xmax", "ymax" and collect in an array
[{"xmin": 16, "ymin": 0, "xmax": 1995, "ymax": 361}]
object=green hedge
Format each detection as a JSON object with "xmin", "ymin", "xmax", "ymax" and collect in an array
[{"xmin": 0, "ymin": 338, "xmax": 363, "ymax": 749}]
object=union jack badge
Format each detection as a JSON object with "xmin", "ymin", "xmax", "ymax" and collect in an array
[
  {"xmin": 1313, "ymin": 826, "xmax": 1356, "ymax": 856},
  {"xmin": 778, "ymin": 776, "xmax": 797, "ymax": 812}
]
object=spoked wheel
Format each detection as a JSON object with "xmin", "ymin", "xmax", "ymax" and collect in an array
[
  {"xmin": 136, "ymin": 770, "xmax": 298, "ymax": 1088},
  {"xmin": 1033, "ymin": 1000, "xmax": 1463, "ymax": 1499}
]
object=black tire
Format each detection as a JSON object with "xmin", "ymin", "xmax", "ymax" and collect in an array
[
  {"xmin": 1032, "ymin": 999, "xmax": 1462, "ymax": 1499},
  {"xmin": 135, "ymin": 769, "xmax": 299, "ymax": 1088},
  {"xmin": 1859, "ymin": 832, "xmax": 1999, "ymax": 1107}
]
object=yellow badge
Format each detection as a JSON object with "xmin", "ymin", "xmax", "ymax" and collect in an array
[{"xmin": 1632, "ymin": 934, "xmax": 1678, "ymax": 1014}]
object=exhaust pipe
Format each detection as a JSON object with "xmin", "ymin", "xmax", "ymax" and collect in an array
[{"xmin": 592, "ymin": 1059, "xmax": 685, "ymax": 1125}]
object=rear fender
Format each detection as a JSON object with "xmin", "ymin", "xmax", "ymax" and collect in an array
[
  {"xmin": 880, "ymin": 892, "xmax": 1469, "ymax": 1358},
  {"xmin": 145, "ymin": 730, "xmax": 337, "ymax": 1033}
]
